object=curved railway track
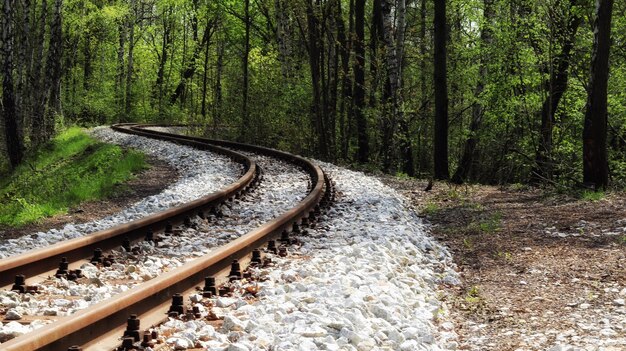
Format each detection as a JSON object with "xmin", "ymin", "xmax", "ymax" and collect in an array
[{"xmin": 0, "ymin": 124, "xmax": 334, "ymax": 351}]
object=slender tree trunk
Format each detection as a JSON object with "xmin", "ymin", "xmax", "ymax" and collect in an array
[
  {"xmin": 433, "ymin": 0, "xmax": 449, "ymax": 179},
  {"xmin": 354, "ymin": 0, "xmax": 368, "ymax": 163},
  {"xmin": 2, "ymin": 0, "xmax": 23, "ymax": 169},
  {"xmin": 275, "ymin": 0, "xmax": 292, "ymax": 77},
  {"xmin": 327, "ymin": 0, "xmax": 339, "ymax": 159},
  {"xmin": 369, "ymin": 0, "xmax": 383, "ymax": 107},
  {"xmin": 116, "ymin": 21, "xmax": 126, "ymax": 119},
  {"xmin": 155, "ymin": 7, "xmax": 172, "ymax": 116},
  {"xmin": 337, "ymin": 0, "xmax": 352, "ymax": 161},
  {"xmin": 306, "ymin": 1, "xmax": 328, "ymax": 158},
  {"xmin": 380, "ymin": 0, "xmax": 404, "ymax": 172},
  {"xmin": 30, "ymin": 0, "xmax": 47, "ymax": 146},
  {"xmin": 170, "ymin": 20, "xmax": 214, "ymax": 104},
  {"xmin": 83, "ymin": 33, "xmax": 92, "ymax": 90},
  {"xmin": 124, "ymin": 0, "xmax": 135, "ymax": 118},
  {"xmin": 533, "ymin": 2, "xmax": 581, "ymax": 181},
  {"xmin": 44, "ymin": 0, "xmax": 62, "ymax": 138},
  {"xmin": 201, "ymin": 15, "xmax": 210, "ymax": 120},
  {"xmin": 16, "ymin": 0, "xmax": 31, "ymax": 138},
  {"xmin": 213, "ymin": 38, "xmax": 224, "ymax": 135},
  {"xmin": 452, "ymin": 0, "xmax": 494, "ymax": 184},
  {"xmin": 417, "ymin": 0, "xmax": 428, "ymax": 173},
  {"xmin": 583, "ymin": 0, "xmax": 613, "ymax": 189},
  {"xmin": 241, "ymin": 0, "xmax": 251, "ymax": 140}
]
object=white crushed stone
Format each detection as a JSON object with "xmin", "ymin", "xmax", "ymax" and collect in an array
[
  {"xmin": 155, "ymin": 162, "xmax": 460, "ymax": 351},
  {"xmin": 0, "ymin": 127, "xmax": 240, "ymax": 259}
]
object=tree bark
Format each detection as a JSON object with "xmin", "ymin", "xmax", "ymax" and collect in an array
[
  {"xmin": 354, "ymin": 0, "xmax": 369, "ymax": 163},
  {"xmin": 433, "ymin": 0, "xmax": 449, "ymax": 180},
  {"xmin": 2, "ymin": 0, "xmax": 23, "ymax": 169},
  {"xmin": 583, "ymin": 0, "xmax": 613, "ymax": 189}
]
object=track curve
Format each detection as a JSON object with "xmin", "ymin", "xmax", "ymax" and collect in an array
[{"xmin": 0, "ymin": 124, "xmax": 331, "ymax": 351}]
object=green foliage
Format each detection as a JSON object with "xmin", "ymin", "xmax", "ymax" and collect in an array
[
  {"xmin": 422, "ymin": 202, "xmax": 440, "ymax": 216},
  {"xmin": 579, "ymin": 190, "xmax": 604, "ymax": 202},
  {"xmin": 18, "ymin": 0, "xmax": 623, "ymax": 189},
  {"xmin": 0, "ymin": 128, "xmax": 147, "ymax": 227}
]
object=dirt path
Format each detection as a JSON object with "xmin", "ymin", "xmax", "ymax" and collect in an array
[{"xmin": 381, "ymin": 177, "xmax": 626, "ymax": 351}]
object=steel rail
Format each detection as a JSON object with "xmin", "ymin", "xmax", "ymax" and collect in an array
[
  {"xmin": 1, "ymin": 124, "xmax": 327, "ymax": 351},
  {"xmin": 0, "ymin": 124, "xmax": 256, "ymax": 288}
]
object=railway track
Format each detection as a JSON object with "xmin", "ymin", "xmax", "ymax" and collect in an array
[{"xmin": 0, "ymin": 124, "xmax": 334, "ymax": 350}]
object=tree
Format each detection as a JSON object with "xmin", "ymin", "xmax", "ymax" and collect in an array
[
  {"xmin": 433, "ymin": 0, "xmax": 448, "ymax": 180},
  {"xmin": 1, "ymin": 0, "xmax": 24, "ymax": 169},
  {"xmin": 582, "ymin": 0, "xmax": 613, "ymax": 189},
  {"xmin": 532, "ymin": 0, "xmax": 582, "ymax": 181},
  {"xmin": 354, "ymin": 0, "xmax": 368, "ymax": 163},
  {"xmin": 240, "ymin": 0, "xmax": 251, "ymax": 140},
  {"xmin": 452, "ymin": 0, "xmax": 494, "ymax": 184}
]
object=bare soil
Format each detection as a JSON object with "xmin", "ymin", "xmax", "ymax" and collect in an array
[
  {"xmin": 0, "ymin": 156, "xmax": 178, "ymax": 241},
  {"xmin": 381, "ymin": 177, "xmax": 626, "ymax": 350}
]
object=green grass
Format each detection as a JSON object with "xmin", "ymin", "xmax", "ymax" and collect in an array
[
  {"xmin": 0, "ymin": 127, "xmax": 147, "ymax": 227},
  {"xmin": 579, "ymin": 189, "xmax": 605, "ymax": 201}
]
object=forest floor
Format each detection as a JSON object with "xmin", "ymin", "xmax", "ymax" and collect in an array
[
  {"xmin": 0, "ymin": 156, "xmax": 177, "ymax": 241},
  {"xmin": 381, "ymin": 177, "xmax": 626, "ymax": 351}
]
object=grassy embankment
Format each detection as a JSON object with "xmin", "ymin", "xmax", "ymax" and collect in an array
[{"xmin": 0, "ymin": 128, "xmax": 147, "ymax": 227}]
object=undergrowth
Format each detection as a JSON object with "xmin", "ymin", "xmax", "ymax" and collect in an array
[{"xmin": 0, "ymin": 127, "xmax": 147, "ymax": 227}]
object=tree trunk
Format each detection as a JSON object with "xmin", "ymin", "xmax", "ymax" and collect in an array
[
  {"xmin": 417, "ymin": 0, "xmax": 429, "ymax": 174},
  {"xmin": 582, "ymin": 0, "xmax": 613, "ymax": 189},
  {"xmin": 354, "ymin": 0, "xmax": 368, "ymax": 163},
  {"xmin": 380, "ymin": 0, "xmax": 405, "ymax": 172},
  {"xmin": 44, "ymin": 0, "xmax": 62, "ymax": 138},
  {"xmin": 337, "ymin": 0, "xmax": 352, "ymax": 161},
  {"xmin": 452, "ymin": 0, "xmax": 494, "ymax": 184},
  {"xmin": 241, "ymin": 0, "xmax": 251, "ymax": 140},
  {"xmin": 124, "ymin": 0, "xmax": 135, "ymax": 118},
  {"xmin": 2, "ymin": 0, "xmax": 23, "ymax": 169},
  {"xmin": 83, "ymin": 33, "xmax": 92, "ymax": 90},
  {"xmin": 306, "ymin": 1, "xmax": 328, "ymax": 158},
  {"xmin": 433, "ymin": 0, "xmax": 449, "ymax": 180},
  {"xmin": 201, "ymin": 13, "xmax": 210, "ymax": 121},
  {"xmin": 15, "ymin": 0, "xmax": 31, "ymax": 139},
  {"xmin": 116, "ymin": 21, "xmax": 125, "ymax": 119},
  {"xmin": 533, "ymin": 1, "xmax": 582, "ymax": 181},
  {"xmin": 30, "ymin": 0, "xmax": 47, "ymax": 146},
  {"xmin": 170, "ymin": 19, "xmax": 214, "ymax": 104},
  {"xmin": 155, "ymin": 7, "xmax": 172, "ymax": 116},
  {"xmin": 213, "ymin": 38, "xmax": 224, "ymax": 135},
  {"xmin": 275, "ymin": 0, "xmax": 293, "ymax": 77}
]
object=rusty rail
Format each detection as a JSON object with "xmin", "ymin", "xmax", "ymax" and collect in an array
[
  {"xmin": 1, "ymin": 124, "xmax": 328, "ymax": 350},
  {"xmin": 0, "ymin": 124, "xmax": 256, "ymax": 289}
]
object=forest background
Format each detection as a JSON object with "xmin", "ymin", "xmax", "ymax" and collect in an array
[{"xmin": 0, "ymin": 0, "xmax": 624, "ymax": 188}]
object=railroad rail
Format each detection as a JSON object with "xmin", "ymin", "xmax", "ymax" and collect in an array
[{"xmin": 0, "ymin": 124, "xmax": 332, "ymax": 350}]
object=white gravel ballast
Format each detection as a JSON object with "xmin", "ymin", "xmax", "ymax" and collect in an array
[
  {"xmin": 156, "ymin": 162, "xmax": 459, "ymax": 351},
  {"xmin": 0, "ymin": 126, "xmax": 240, "ymax": 258}
]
